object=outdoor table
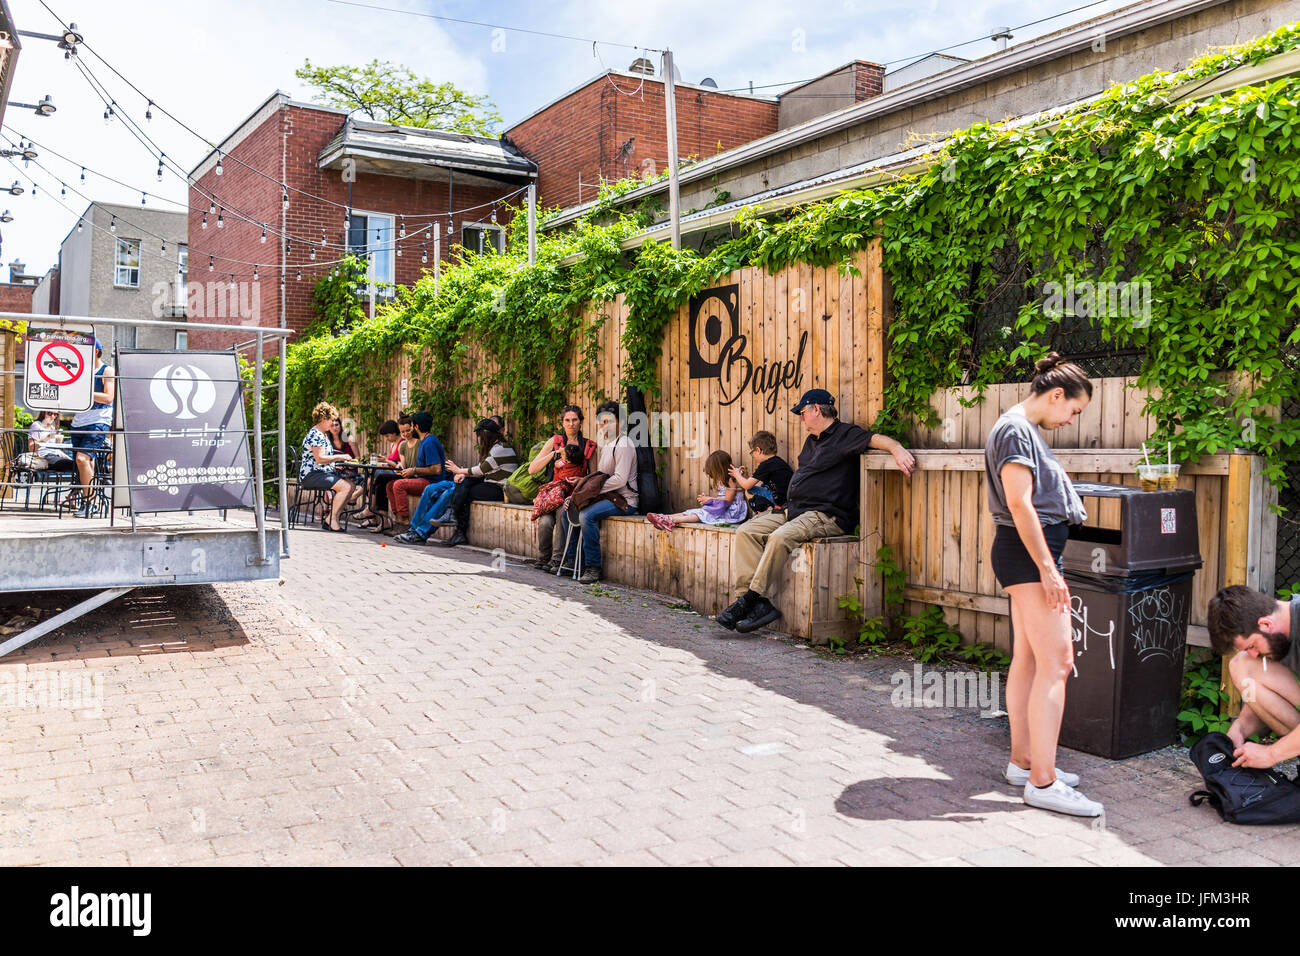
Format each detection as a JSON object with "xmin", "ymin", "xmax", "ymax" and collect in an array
[{"xmin": 340, "ymin": 460, "xmax": 397, "ymax": 523}]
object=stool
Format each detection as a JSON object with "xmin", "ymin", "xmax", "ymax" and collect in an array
[{"xmin": 555, "ymin": 518, "xmax": 584, "ymax": 580}]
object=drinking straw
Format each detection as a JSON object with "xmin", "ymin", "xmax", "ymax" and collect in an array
[
  {"xmin": 1167, "ymin": 442, "xmax": 1172, "ymax": 465},
  {"xmin": 1141, "ymin": 443, "xmax": 1151, "ymax": 466}
]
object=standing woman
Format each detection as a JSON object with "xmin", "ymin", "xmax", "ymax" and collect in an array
[{"xmin": 984, "ymin": 352, "xmax": 1101, "ymax": 817}]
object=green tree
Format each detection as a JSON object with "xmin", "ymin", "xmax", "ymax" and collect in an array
[{"xmin": 295, "ymin": 59, "xmax": 502, "ymax": 135}]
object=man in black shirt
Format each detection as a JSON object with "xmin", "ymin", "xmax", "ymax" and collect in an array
[{"xmin": 719, "ymin": 389, "xmax": 916, "ymax": 634}]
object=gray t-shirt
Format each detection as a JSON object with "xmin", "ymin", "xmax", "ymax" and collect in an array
[
  {"xmin": 984, "ymin": 409, "xmax": 1086, "ymax": 527},
  {"xmin": 1280, "ymin": 595, "xmax": 1300, "ymax": 674}
]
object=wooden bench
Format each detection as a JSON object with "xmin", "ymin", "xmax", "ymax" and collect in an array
[{"xmin": 434, "ymin": 500, "xmax": 859, "ymax": 644}]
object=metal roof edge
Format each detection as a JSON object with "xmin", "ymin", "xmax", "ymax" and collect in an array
[{"xmin": 542, "ymin": 0, "xmax": 1230, "ymax": 230}]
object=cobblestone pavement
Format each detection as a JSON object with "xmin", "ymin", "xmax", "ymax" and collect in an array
[{"xmin": 1, "ymin": 525, "xmax": 1297, "ymax": 866}]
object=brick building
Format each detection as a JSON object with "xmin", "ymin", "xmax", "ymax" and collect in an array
[
  {"xmin": 186, "ymin": 93, "xmax": 536, "ymax": 347},
  {"xmin": 505, "ymin": 68, "xmax": 781, "ymax": 212}
]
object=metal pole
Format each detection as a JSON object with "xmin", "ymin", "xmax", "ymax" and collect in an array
[
  {"xmin": 527, "ymin": 183, "xmax": 536, "ymax": 266},
  {"xmin": 278, "ymin": 328, "xmax": 288, "ymax": 558},
  {"xmin": 433, "ymin": 222, "xmax": 441, "ymax": 296},
  {"xmin": 368, "ymin": 251, "xmax": 376, "ymax": 321},
  {"xmin": 253, "ymin": 330, "xmax": 267, "ymax": 564},
  {"xmin": 663, "ymin": 49, "xmax": 681, "ymax": 250}
]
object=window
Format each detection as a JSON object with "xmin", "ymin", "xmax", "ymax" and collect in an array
[
  {"xmin": 175, "ymin": 331, "xmax": 188, "ymax": 350},
  {"xmin": 114, "ymin": 238, "xmax": 141, "ymax": 288},
  {"xmin": 461, "ymin": 223, "xmax": 505, "ymax": 256},
  {"xmin": 175, "ymin": 243, "xmax": 188, "ymax": 315},
  {"xmin": 346, "ymin": 212, "xmax": 395, "ymax": 290},
  {"xmin": 120, "ymin": 326, "xmax": 137, "ymax": 349}
]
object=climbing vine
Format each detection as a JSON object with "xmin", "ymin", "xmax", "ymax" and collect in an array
[{"xmin": 273, "ymin": 23, "xmax": 1300, "ymax": 487}]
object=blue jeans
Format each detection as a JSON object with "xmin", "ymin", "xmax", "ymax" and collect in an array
[
  {"xmin": 560, "ymin": 499, "xmax": 632, "ymax": 570},
  {"xmin": 409, "ymin": 480, "xmax": 455, "ymax": 537}
]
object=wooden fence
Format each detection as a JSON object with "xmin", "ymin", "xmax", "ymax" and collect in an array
[{"xmin": 353, "ymin": 245, "xmax": 886, "ymax": 514}]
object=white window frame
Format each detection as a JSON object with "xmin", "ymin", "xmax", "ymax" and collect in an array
[
  {"xmin": 461, "ymin": 222, "xmax": 505, "ymax": 256},
  {"xmin": 175, "ymin": 330, "xmax": 188, "ymax": 350},
  {"xmin": 114, "ymin": 238, "xmax": 141, "ymax": 288},
  {"xmin": 175, "ymin": 243, "xmax": 189, "ymax": 314},
  {"xmin": 347, "ymin": 210, "xmax": 396, "ymax": 291}
]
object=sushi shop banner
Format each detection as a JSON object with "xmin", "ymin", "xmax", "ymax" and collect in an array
[{"xmin": 116, "ymin": 350, "xmax": 255, "ymax": 513}]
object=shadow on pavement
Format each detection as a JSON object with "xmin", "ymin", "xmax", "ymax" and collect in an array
[{"xmin": 0, "ymin": 586, "xmax": 250, "ymax": 665}]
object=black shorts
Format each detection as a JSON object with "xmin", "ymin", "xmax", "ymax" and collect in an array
[
  {"xmin": 991, "ymin": 522, "xmax": 1069, "ymax": 588},
  {"xmin": 300, "ymin": 469, "xmax": 340, "ymax": 492}
]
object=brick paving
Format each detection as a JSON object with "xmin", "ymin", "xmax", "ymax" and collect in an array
[{"xmin": 1, "ymin": 526, "xmax": 1298, "ymax": 866}]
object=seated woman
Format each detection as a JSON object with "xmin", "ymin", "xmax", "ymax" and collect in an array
[
  {"xmin": 23, "ymin": 410, "xmax": 76, "ymax": 473},
  {"xmin": 326, "ymin": 415, "xmax": 364, "ymax": 508},
  {"xmin": 433, "ymin": 418, "xmax": 519, "ymax": 549},
  {"xmin": 558, "ymin": 401, "xmax": 638, "ymax": 584},
  {"xmin": 299, "ymin": 401, "xmax": 358, "ymax": 532},
  {"xmin": 528, "ymin": 404, "xmax": 595, "ymax": 573},
  {"xmin": 353, "ymin": 418, "xmax": 401, "ymax": 530}
]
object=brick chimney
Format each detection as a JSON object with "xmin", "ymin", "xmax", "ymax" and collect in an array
[
  {"xmin": 777, "ymin": 60, "xmax": 886, "ymax": 130},
  {"xmin": 8, "ymin": 259, "xmax": 24, "ymax": 283}
]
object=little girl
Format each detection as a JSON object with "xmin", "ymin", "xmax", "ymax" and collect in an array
[{"xmin": 646, "ymin": 450, "xmax": 748, "ymax": 530}]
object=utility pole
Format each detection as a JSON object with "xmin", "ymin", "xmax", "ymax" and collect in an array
[
  {"xmin": 662, "ymin": 48, "xmax": 681, "ymax": 250},
  {"xmin": 527, "ymin": 183, "xmax": 537, "ymax": 266}
]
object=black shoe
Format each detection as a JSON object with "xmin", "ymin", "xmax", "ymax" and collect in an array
[
  {"xmin": 438, "ymin": 530, "xmax": 469, "ymax": 548},
  {"xmin": 715, "ymin": 594, "xmax": 753, "ymax": 631},
  {"xmin": 735, "ymin": 597, "xmax": 781, "ymax": 634}
]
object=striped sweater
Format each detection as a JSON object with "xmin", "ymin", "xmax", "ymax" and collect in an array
[{"xmin": 467, "ymin": 442, "xmax": 519, "ymax": 483}]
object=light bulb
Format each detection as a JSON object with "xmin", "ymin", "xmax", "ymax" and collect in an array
[
  {"xmin": 260, "ymin": 224, "xmax": 267, "ymax": 243},
  {"xmin": 201, "ymin": 214, "xmax": 207, "ymax": 229},
  {"xmin": 208, "ymin": 255, "xmax": 213, "ymax": 272},
  {"xmin": 309, "ymin": 247, "xmax": 316, "ymax": 260},
  {"xmin": 253, "ymin": 266, "xmax": 259, "ymax": 280},
  {"xmin": 296, "ymin": 270, "xmax": 302, "ymax": 281},
  {"xmin": 109, "ymin": 216, "xmax": 116, "ymax": 233},
  {"xmin": 215, "ymin": 154, "xmax": 223, "ymax": 176},
  {"xmin": 217, "ymin": 212, "xmax": 224, "ymax": 229},
  {"xmin": 282, "ymin": 190, "xmax": 289, "ymax": 210},
  {"xmin": 208, "ymin": 200, "xmax": 215, "ymax": 214},
  {"xmin": 145, "ymin": 100, "xmax": 153, "ymax": 121},
  {"xmin": 77, "ymin": 220, "xmax": 82, "ymax": 233}
]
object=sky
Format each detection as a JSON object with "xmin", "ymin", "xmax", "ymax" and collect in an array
[{"xmin": 1, "ymin": 0, "xmax": 1134, "ymax": 278}]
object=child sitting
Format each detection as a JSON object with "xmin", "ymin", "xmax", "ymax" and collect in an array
[
  {"xmin": 646, "ymin": 450, "xmax": 748, "ymax": 530},
  {"xmin": 728, "ymin": 430, "xmax": 793, "ymax": 513}
]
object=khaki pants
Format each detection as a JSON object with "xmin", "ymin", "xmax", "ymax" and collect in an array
[{"xmin": 732, "ymin": 509, "xmax": 844, "ymax": 599}]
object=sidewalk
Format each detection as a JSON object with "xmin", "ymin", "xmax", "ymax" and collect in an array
[{"xmin": 0, "ymin": 527, "xmax": 1293, "ymax": 865}]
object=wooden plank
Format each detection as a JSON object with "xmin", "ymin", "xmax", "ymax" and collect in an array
[
  {"xmin": 853, "ymin": 251, "xmax": 869, "ymax": 427},
  {"xmin": 908, "ymin": 466, "xmax": 925, "ymax": 593},
  {"xmin": 838, "ymin": 264, "xmax": 854, "ymax": 424},
  {"xmin": 1222, "ymin": 453, "xmax": 1254, "ymax": 716},
  {"xmin": 942, "ymin": 471, "xmax": 961, "ymax": 594},
  {"xmin": 861, "ymin": 449, "xmax": 1232, "ymax": 475},
  {"xmin": 926, "ymin": 468, "xmax": 943, "ymax": 590},
  {"xmin": 865, "ymin": 240, "xmax": 884, "ymax": 423},
  {"xmin": 826, "ymin": 262, "xmax": 840, "ymax": 403}
]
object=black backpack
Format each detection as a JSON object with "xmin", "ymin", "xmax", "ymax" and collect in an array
[{"xmin": 1188, "ymin": 732, "xmax": 1300, "ymax": 824}]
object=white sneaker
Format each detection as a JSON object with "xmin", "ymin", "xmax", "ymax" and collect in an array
[
  {"xmin": 1003, "ymin": 761, "xmax": 1080, "ymax": 788},
  {"xmin": 1022, "ymin": 779, "xmax": 1103, "ymax": 817}
]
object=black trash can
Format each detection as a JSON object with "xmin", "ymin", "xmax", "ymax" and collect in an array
[{"xmin": 1056, "ymin": 482, "xmax": 1202, "ymax": 759}]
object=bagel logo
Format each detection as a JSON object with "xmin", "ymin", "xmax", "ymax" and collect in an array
[
  {"xmin": 688, "ymin": 284, "xmax": 739, "ymax": 378},
  {"xmin": 1208, "ymin": 753, "xmax": 1226, "ymax": 764},
  {"xmin": 149, "ymin": 364, "xmax": 217, "ymax": 420}
]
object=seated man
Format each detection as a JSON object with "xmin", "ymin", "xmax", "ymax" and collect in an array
[
  {"xmin": 717, "ymin": 389, "xmax": 915, "ymax": 634},
  {"xmin": 1207, "ymin": 585, "xmax": 1300, "ymax": 769}
]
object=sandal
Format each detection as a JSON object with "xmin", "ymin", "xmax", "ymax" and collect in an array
[
  {"xmin": 647, "ymin": 513, "xmax": 676, "ymax": 531},
  {"xmin": 368, "ymin": 521, "xmax": 389, "ymax": 535}
]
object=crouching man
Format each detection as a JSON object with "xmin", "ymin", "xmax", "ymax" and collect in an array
[
  {"xmin": 1207, "ymin": 584, "xmax": 1300, "ymax": 769},
  {"xmin": 716, "ymin": 389, "xmax": 916, "ymax": 634}
]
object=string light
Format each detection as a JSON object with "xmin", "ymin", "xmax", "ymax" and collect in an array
[
  {"xmin": 140, "ymin": 191, "xmax": 146, "ymax": 205},
  {"xmin": 208, "ymin": 200, "xmax": 215, "ymax": 214},
  {"xmin": 285, "ymin": 238, "xmax": 291, "ymax": 255},
  {"xmin": 60, "ymin": 183, "xmax": 66, "ymax": 198},
  {"xmin": 253, "ymin": 265, "xmax": 259, "ymax": 280},
  {"xmin": 296, "ymin": 269, "xmax": 302, "ymax": 281},
  {"xmin": 228, "ymin": 274, "xmax": 235, "ymax": 292},
  {"xmin": 215, "ymin": 152, "xmax": 223, "ymax": 176},
  {"xmin": 145, "ymin": 100, "xmax": 153, "ymax": 121},
  {"xmin": 79, "ymin": 166, "xmax": 85, "ymax": 183},
  {"xmin": 309, "ymin": 246, "xmax": 316, "ymax": 260},
  {"xmin": 421, "ymin": 244, "xmax": 427, "ymax": 264},
  {"xmin": 217, "ymin": 209, "xmax": 224, "ymax": 228},
  {"xmin": 201, "ymin": 212, "xmax": 207, "ymax": 229},
  {"xmin": 161, "ymin": 240, "xmax": 166, "ymax": 254},
  {"xmin": 156, "ymin": 153, "xmax": 165, "ymax": 182},
  {"xmin": 76, "ymin": 219, "xmax": 82, "ymax": 233},
  {"xmin": 399, "ymin": 216, "xmax": 406, "ymax": 238},
  {"xmin": 260, "ymin": 224, "xmax": 267, "ymax": 243},
  {"xmin": 490, "ymin": 207, "xmax": 497, "ymax": 224},
  {"xmin": 320, "ymin": 229, "xmax": 327, "ymax": 248},
  {"xmin": 282, "ymin": 189, "xmax": 289, "ymax": 210},
  {"xmin": 109, "ymin": 215, "xmax": 116, "ymax": 233},
  {"xmin": 208, "ymin": 255, "xmax": 213, "ymax": 271}
]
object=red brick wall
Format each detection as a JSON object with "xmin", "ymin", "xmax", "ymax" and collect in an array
[
  {"xmin": 852, "ymin": 61, "xmax": 885, "ymax": 101},
  {"xmin": 507, "ymin": 75, "xmax": 779, "ymax": 212},
  {"xmin": 189, "ymin": 101, "xmax": 518, "ymax": 349},
  {"xmin": 0, "ymin": 283, "xmax": 33, "ymax": 314}
]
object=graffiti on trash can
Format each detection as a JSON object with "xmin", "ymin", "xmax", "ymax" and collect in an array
[
  {"xmin": 1070, "ymin": 595, "xmax": 1117, "ymax": 676},
  {"xmin": 1128, "ymin": 586, "xmax": 1184, "ymax": 663}
]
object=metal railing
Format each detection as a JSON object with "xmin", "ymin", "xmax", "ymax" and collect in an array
[{"xmin": 0, "ymin": 311, "xmax": 294, "ymax": 563}]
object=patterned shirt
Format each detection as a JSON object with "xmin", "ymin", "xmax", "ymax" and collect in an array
[{"xmin": 300, "ymin": 427, "xmax": 333, "ymax": 479}]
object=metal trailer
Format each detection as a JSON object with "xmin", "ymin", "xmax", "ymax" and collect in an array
[{"xmin": 0, "ymin": 312, "xmax": 293, "ymax": 657}]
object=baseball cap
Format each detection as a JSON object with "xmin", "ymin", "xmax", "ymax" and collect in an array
[
  {"xmin": 791, "ymin": 389, "xmax": 834, "ymax": 414},
  {"xmin": 474, "ymin": 417, "xmax": 501, "ymax": 434},
  {"xmin": 93, "ymin": 337, "xmax": 103, "ymax": 350}
]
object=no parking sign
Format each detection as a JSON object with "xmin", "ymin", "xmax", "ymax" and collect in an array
[{"xmin": 23, "ymin": 323, "xmax": 96, "ymax": 411}]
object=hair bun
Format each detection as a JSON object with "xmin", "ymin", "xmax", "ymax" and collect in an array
[{"xmin": 1034, "ymin": 351, "xmax": 1063, "ymax": 375}]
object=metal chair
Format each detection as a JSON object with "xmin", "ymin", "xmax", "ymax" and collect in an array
[
  {"xmin": 555, "ymin": 505, "xmax": 585, "ymax": 580},
  {"xmin": 0, "ymin": 430, "xmax": 25, "ymax": 512}
]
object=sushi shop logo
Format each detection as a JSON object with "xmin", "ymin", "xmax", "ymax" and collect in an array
[{"xmin": 149, "ymin": 363, "xmax": 216, "ymax": 420}]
